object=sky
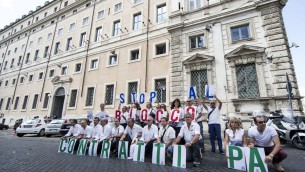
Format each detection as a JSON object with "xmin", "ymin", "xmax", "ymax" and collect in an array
[{"xmin": 0, "ymin": 0, "xmax": 304, "ymax": 101}]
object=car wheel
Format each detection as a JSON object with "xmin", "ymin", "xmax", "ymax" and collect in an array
[
  {"xmin": 17, "ymin": 133, "xmax": 24, "ymax": 137},
  {"xmin": 45, "ymin": 134, "xmax": 51, "ymax": 137},
  {"xmin": 38, "ymin": 129, "xmax": 45, "ymax": 137},
  {"xmin": 4, "ymin": 127, "xmax": 9, "ymax": 130}
]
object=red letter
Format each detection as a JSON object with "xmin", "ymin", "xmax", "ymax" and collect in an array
[
  {"xmin": 170, "ymin": 109, "xmax": 180, "ymax": 122},
  {"xmin": 141, "ymin": 109, "xmax": 148, "ymax": 122},
  {"xmin": 186, "ymin": 107, "xmax": 195, "ymax": 120},
  {"xmin": 115, "ymin": 110, "xmax": 121, "ymax": 121},
  {"xmin": 156, "ymin": 110, "xmax": 164, "ymax": 123}
]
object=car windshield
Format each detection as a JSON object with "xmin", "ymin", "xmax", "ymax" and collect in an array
[
  {"xmin": 50, "ymin": 120, "xmax": 64, "ymax": 124},
  {"xmin": 25, "ymin": 119, "xmax": 40, "ymax": 124}
]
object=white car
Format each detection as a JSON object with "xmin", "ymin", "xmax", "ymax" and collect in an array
[
  {"xmin": 45, "ymin": 119, "xmax": 66, "ymax": 137},
  {"xmin": 16, "ymin": 119, "xmax": 47, "ymax": 137}
]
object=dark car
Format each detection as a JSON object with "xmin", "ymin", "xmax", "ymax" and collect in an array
[
  {"xmin": 59, "ymin": 118, "xmax": 88, "ymax": 136},
  {"xmin": 0, "ymin": 123, "xmax": 9, "ymax": 130}
]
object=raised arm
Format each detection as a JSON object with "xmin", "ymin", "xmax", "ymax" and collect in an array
[
  {"xmin": 214, "ymin": 95, "xmax": 222, "ymax": 110},
  {"xmin": 202, "ymin": 97, "xmax": 208, "ymax": 111}
]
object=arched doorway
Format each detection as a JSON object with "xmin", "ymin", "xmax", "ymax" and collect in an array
[{"xmin": 51, "ymin": 87, "xmax": 65, "ymax": 119}]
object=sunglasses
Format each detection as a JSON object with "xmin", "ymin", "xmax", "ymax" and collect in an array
[{"xmin": 257, "ymin": 121, "xmax": 265, "ymax": 124}]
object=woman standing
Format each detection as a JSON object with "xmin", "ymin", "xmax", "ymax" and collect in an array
[{"xmin": 170, "ymin": 98, "xmax": 185, "ymax": 137}]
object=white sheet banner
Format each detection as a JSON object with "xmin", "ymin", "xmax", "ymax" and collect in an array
[
  {"xmin": 118, "ymin": 141, "xmax": 129, "ymax": 159},
  {"xmin": 133, "ymin": 142, "xmax": 145, "ymax": 162},
  {"xmin": 152, "ymin": 143, "xmax": 166, "ymax": 165},
  {"xmin": 172, "ymin": 145, "xmax": 186, "ymax": 168},
  {"xmin": 88, "ymin": 140, "xmax": 98, "ymax": 156},
  {"xmin": 77, "ymin": 139, "xmax": 89, "ymax": 156},
  {"xmin": 58, "ymin": 138, "xmax": 69, "ymax": 153},
  {"xmin": 100, "ymin": 140, "xmax": 111, "ymax": 158}
]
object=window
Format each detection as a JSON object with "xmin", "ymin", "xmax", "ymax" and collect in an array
[
  {"xmin": 43, "ymin": 93, "xmax": 50, "ymax": 109},
  {"xmin": 61, "ymin": 66, "xmax": 68, "ymax": 75},
  {"xmin": 75, "ymin": 63, "xmax": 81, "ymax": 72},
  {"xmin": 10, "ymin": 59, "xmax": 14, "ymax": 68},
  {"xmin": 61, "ymin": 15, "xmax": 66, "ymax": 19},
  {"xmin": 12, "ymin": 79, "xmax": 16, "ymax": 85},
  {"xmin": 25, "ymin": 53, "xmax": 30, "ymax": 64},
  {"xmin": 28, "ymin": 74, "xmax": 33, "ymax": 82},
  {"xmin": 73, "ymin": 9, "xmax": 78, "ymax": 14},
  {"xmin": 20, "ymin": 76, "xmax": 24, "ymax": 84},
  {"xmin": 156, "ymin": 43, "xmax": 166, "ymax": 55},
  {"xmin": 22, "ymin": 95, "xmax": 29, "ymax": 110},
  {"xmin": 64, "ymin": 1, "xmax": 68, "ymax": 7},
  {"xmin": 58, "ymin": 28, "xmax": 63, "ymax": 36},
  {"xmin": 236, "ymin": 63, "xmax": 259, "ymax": 98},
  {"xmin": 82, "ymin": 17, "xmax": 89, "ymax": 26},
  {"xmin": 155, "ymin": 79, "xmax": 166, "ymax": 103},
  {"xmin": 4, "ymin": 61, "xmax": 7, "ymax": 70},
  {"xmin": 66, "ymin": 38, "xmax": 73, "ymax": 51},
  {"xmin": 14, "ymin": 47, "xmax": 18, "ymax": 53},
  {"xmin": 189, "ymin": 0, "xmax": 203, "ymax": 11},
  {"xmin": 109, "ymin": 55, "xmax": 117, "ymax": 65},
  {"xmin": 32, "ymin": 94, "xmax": 39, "ymax": 109},
  {"xmin": 105, "ymin": 85, "xmax": 114, "ymax": 105},
  {"xmin": 85, "ymin": 87, "xmax": 95, "ymax": 106},
  {"xmin": 86, "ymin": 2, "xmax": 91, "ymax": 7},
  {"xmin": 54, "ymin": 42, "xmax": 60, "ymax": 55},
  {"xmin": 190, "ymin": 34, "xmax": 205, "ymax": 49},
  {"xmin": 157, "ymin": 4, "xmax": 167, "ymax": 23},
  {"xmin": 113, "ymin": 20, "xmax": 121, "ymax": 36},
  {"xmin": 54, "ymin": 7, "xmax": 58, "ymax": 12},
  {"xmin": 21, "ymin": 25, "xmax": 23, "ymax": 29},
  {"xmin": 128, "ymin": 82, "xmax": 138, "ymax": 104},
  {"xmin": 0, "ymin": 98, "xmax": 3, "ymax": 110},
  {"xmin": 191, "ymin": 70, "xmax": 207, "ymax": 99},
  {"xmin": 38, "ymin": 72, "xmax": 43, "ymax": 80},
  {"xmin": 34, "ymin": 50, "xmax": 39, "ymax": 61},
  {"xmin": 79, "ymin": 32, "xmax": 87, "ymax": 47},
  {"xmin": 7, "ymin": 50, "xmax": 11, "ymax": 56},
  {"xmin": 90, "ymin": 59, "xmax": 98, "ymax": 69},
  {"xmin": 47, "ymin": 33, "xmax": 53, "ymax": 40},
  {"xmin": 29, "ymin": 41, "xmax": 33, "ymax": 48},
  {"xmin": 14, "ymin": 97, "xmax": 19, "ymax": 110},
  {"xmin": 69, "ymin": 23, "xmax": 75, "ymax": 31},
  {"xmin": 231, "ymin": 24, "xmax": 250, "ymax": 42},
  {"xmin": 44, "ymin": 12, "xmax": 48, "ymax": 17},
  {"xmin": 51, "ymin": 20, "xmax": 55, "ymax": 24},
  {"xmin": 134, "ymin": 0, "xmax": 142, "ymax": 4},
  {"xmin": 69, "ymin": 89, "xmax": 78, "ymax": 107},
  {"xmin": 5, "ymin": 80, "xmax": 8, "ymax": 86},
  {"xmin": 114, "ymin": 3, "xmax": 122, "ymax": 13},
  {"xmin": 5, "ymin": 97, "xmax": 11, "ymax": 110},
  {"xmin": 49, "ymin": 69, "xmax": 55, "ymax": 77},
  {"xmin": 38, "ymin": 37, "xmax": 42, "ymax": 44},
  {"xmin": 133, "ymin": 13, "xmax": 142, "ymax": 30},
  {"xmin": 21, "ymin": 44, "xmax": 25, "ymax": 50},
  {"xmin": 130, "ymin": 49, "xmax": 140, "ymax": 61},
  {"xmin": 97, "ymin": 10, "xmax": 104, "ymax": 20},
  {"xmin": 44, "ymin": 46, "xmax": 49, "ymax": 58},
  {"xmin": 36, "ymin": 16, "xmax": 39, "ymax": 22},
  {"xmin": 95, "ymin": 27, "xmax": 102, "ymax": 42}
]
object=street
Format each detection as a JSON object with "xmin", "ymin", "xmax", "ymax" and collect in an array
[{"xmin": 0, "ymin": 129, "xmax": 304, "ymax": 172}]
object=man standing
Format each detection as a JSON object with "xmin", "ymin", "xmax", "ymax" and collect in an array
[
  {"xmin": 194, "ymin": 99, "xmax": 205, "ymax": 152},
  {"xmin": 157, "ymin": 117, "xmax": 176, "ymax": 158},
  {"xmin": 139, "ymin": 116, "xmax": 158, "ymax": 157},
  {"xmin": 95, "ymin": 103, "xmax": 109, "ymax": 121},
  {"xmin": 120, "ymin": 118, "xmax": 143, "ymax": 159},
  {"xmin": 248, "ymin": 113, "xmax": 287, "ymax": 172},
  {"xmin": 202, "ymin": 95, "xmax": 224, "ymax": 154},
  {"xmin": 95, "ymin": 118, "xmax": 112, "ymax": 154},
  {"xmin": 77, "ymin": 119, "xmax": 92, "ymax": 139},
  {"xmin": 109, "ymin": 118, "xmax": 124, "ymax": 156},
  {"xmin": 174, "ymin": 113, "xmax": 203, "ymax": 167}
]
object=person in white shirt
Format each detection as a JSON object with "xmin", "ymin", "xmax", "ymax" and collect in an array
[
  {"xmin": 174, "ymin": 113, "xmax": 203, "ymax": 167},
  {"xmin": 248, "ymin": 113, "xmax": 287, "ymax": 172},
  {"xmin": 109, "ymin": 118, "xmax": 124, "ymax": 156},
  {"xmin": 170, "ymin": 98, "xmax": 185, "ymax": 137},
  {"xmin": 118, "ymin": 103, "xmax": 129, "ymax": 128},
  {"xmin": 90, "ymin": 117, "xmax": 101, "ymax": 139},
  {"xmin": 62, "ymin": 119, "xmax": 81, "ymax": 150},
  {"xmin": 157, "ymin": 117, "xmax": 176, "ymax": 158},
  {"xmin": 120, "ymin": 118, "xmax": 143, "ymax": 158},
  {"xmin": 95, "ymin": 103, "xmax": 109, "ymax": 121},
  {"xmin": 144, "ymin": 102, "xmax": 156, "ymax": 126},
  {"xmin": 77, "ymin": 119, "xmax": 92, "ymax": 139},
  {"xmin": 138, "ymin": 116, "xmax": 158, "ymax": 157},
  {"xmin": 202, "ymin": 95, "xmax": 224, "ymax": 154},
  {"xmin": 95, "ymin": 118, "xmax": 112, "ymax": 154}
]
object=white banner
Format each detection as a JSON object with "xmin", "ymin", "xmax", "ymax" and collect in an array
[
  {"xmin": 58, "ymin": 138, "xmax": 69, "ymax": 153},
  {"xmin": 118, "ymin": 141, "xmax": 129, "ymax": 159},
  {"xmin": 172, "ymin": 145, "xmax": 186, "ymax": 168},
  {"xmin": 88, "ymin": 140, "xmax": 98, "ymax": 156},
  {"xmin": 244, "ymin": 147, "xmax": 268, "ymax": 172},
  {"xmin": 226, "ymin": 145, "xmax": 246, "ymax": 171},
  {"xmin": 152, "ymin": 143, "xmax": 166, "ymax": 165},
  {"xmin": 77, "ymin": 139, "xmax": 89, "ymax": 156},
  {"xmin": 133, "ymin": 142, "xmax": 145, "ymax": 162},
  {"xmin": 100, "ymin": 140, "xmax": 111, "ymax": 158},
  {"xmin": 67, "ymin": 138, "xmax": 77, "ymax": 154}
]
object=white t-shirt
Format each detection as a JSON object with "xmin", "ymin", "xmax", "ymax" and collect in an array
[
  {"xmin": 178, "ymin": 122, "xmax": 202, "ymax": 143},
  {"xmin": 207, "ymin": 107, "xmax": 221, "ymax": 124},
  {"xmin": 158, "ymin": 125, "xmax": 176, "ymax": 144},
  {"xmin": 225, "ymin": 129, "xmax": 244, "ymax": 144},
  {"xmin": 248, "ymin": 126, "xmax": 278, "ymax": 147}
]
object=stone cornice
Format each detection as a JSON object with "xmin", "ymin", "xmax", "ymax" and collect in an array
[
  {"xmin": 182, "ymin": 53, "xmax": 214, "ymax": 66},
  {"xmin": 225, "ymin": 44, "xmax": 265, "ymax": 59}
]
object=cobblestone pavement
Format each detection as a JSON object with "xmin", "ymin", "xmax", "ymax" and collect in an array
[{"xmin": 0, "ymin": 129, "xmax": 304, "ymax": 172}]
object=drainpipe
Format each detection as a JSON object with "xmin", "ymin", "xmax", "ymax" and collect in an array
[
  {"xmin": 80, "ymin": 0, "xmax": 97, "ymax": 97},
  {"xmin": 39, "ymin": 0, "xmax": 64, "ymax": 102},
  {"xmin": 144, "ymin": 0, "xmax": 151, "ymax": 92}
]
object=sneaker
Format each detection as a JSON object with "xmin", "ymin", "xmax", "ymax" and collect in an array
[
  {"xmin": 127, "ymin": 157, "xmax": 133, "ymax": 160},
  {"xmin": 219, "ymin": 150, "xmax": 225, "ymax": 155},
  {"xmin": 273, "ymin": 162, "xmax": 285, "ymax": 172},
  {"xmin": 193, "ymin": 161, "xmax": 200, "ymax": 167}
]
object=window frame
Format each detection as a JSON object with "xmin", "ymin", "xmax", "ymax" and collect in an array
[
  {"xmin": 85, "ymin": 85, "xmax": 96, "ymax": 108},
  {"xmin": 68, "ymin": 88, "xmax": 79, "ymax": 109}
]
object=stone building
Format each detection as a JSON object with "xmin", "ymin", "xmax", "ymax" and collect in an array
[{"xmin": 0, "ymin": 0, "xmax": 303, "ymax": 126}]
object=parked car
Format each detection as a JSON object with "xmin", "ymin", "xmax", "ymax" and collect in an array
[
  {"xmin": 16, "ymin": 118, "xmax": 47, "ymax": 137},
  {"xmin": 0, "ymin": 123, "xmax": 9, "ymax": 130},
  {"xmin": 45, "ymin": 119, "xmax": 66, "ymax": 137},
  {"xmin": 59, "ymin": 118, "xmax": 88, "ymax": 136}
]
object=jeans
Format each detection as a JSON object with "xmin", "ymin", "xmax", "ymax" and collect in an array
[
  {"xmin": 167, "ymin": 140, "xmax": 203, "ymax": 162},
  {"xmin": 258, "ymin": 146, "xmax": 288, "ymax": 163},
  {"xmin": 208, "ymin": 124, "xmax": 223, "ymax": 152},
  {"xmin": 198, "ymin": 121, "xmax": 205, "ymax": 150}
]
